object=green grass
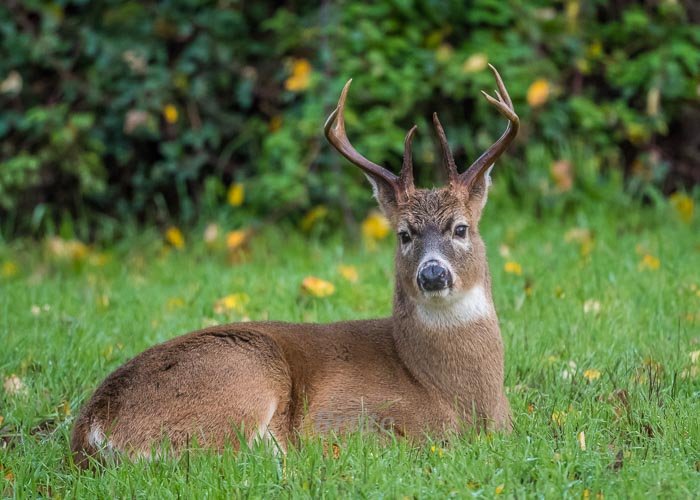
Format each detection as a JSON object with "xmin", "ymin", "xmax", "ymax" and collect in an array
[{"xmin": 1, "ymin": 200, "xmax": 699, "ymax": 497}]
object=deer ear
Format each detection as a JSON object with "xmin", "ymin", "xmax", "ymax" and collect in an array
[
  {"xmin": 365, "ymin": 174, "xmax": 399, "ymax": 219},
  {"xmin": 466, "ymin": 165, "xmax": 493, "ymax": 219}
]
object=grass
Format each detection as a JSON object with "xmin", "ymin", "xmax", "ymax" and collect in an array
[{"xmin": 1, "ymin": 198, "xmax": 699, "ymax": 497}]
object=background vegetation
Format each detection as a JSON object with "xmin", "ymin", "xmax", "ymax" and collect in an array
[{"xmin": 1, "ymin": 0, "xmax": 699, "ymax": 239}]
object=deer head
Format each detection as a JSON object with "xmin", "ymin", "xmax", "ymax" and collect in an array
[{"xmin": 325, "ymin": 65, "xmax": 519, "ymax": 311}]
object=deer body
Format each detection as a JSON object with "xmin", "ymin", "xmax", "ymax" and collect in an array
[{"xmin": 71, "ymin": 66, "xmax": 518, "ymax": 467}]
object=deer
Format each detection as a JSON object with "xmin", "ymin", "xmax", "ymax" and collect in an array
[{"xmin": 70, "ymin": 65, "xmax": 519, "ymax": 467}]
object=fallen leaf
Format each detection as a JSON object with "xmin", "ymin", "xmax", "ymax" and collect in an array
[
  {"xmin": 669, "ymin": 192, "xmax": 694, "ymax": 223},
  {"xmin": 163, "ymin": 104, "xmax": 178, "ymax": 124},
  {"xmin": 301, "ymin": 276, "xmax": 335, "ymax": 298},
  {"xmin": 504, "ymin": 261, "xmax": 522, "ymax": 276},
  {"xmin": 213, "ymin": 293, "xmax": 250, "ymax": 315},
  {"xmin": 462, "ymin": 53, "xmax": 488, "ymax": 74},
  {"xmin": 577, "ymin": 431, "xmax": 586, "ymax": 450},
  {"xmin": 583, "ymin": 299, "xmax": 601, "ymax": 315},
  {"xmin": 227, "ymin": 183, "xmax": 245, "ymax": 207},
  {"xmin": 300, "ymin": 205, "xmax": 328, "ymax": 232},
  {"xmin": 3, "ymin": 375, "xmax": 26, "ymax": 396},
  {"xmin": 527, "ymin": 78, "xmax": 550, "ymax": 107},
  {"xmin": 362, "ymin": 211, "xmax": 390, "ymax": 241},
  {"xmin": 203, "ymin": 223, "xmax": 219, "ymax": 246},
  {"xmin": 338, "ymin": 265, "xmax": 359, "ymax": 283},
  {"xmin": 583, "ymin": 369, "xmax": 601, "ymax": 381},
  {"xmin": 166, "ymin": 297, "xmax": 185, "ymax": 311},
  {"xmin": 165, "ymin": 227, "xmax": 185, "ymax": 249},
  {"xmin": 639, "ymin": 254, "xmax": 660, "ymax": 271},
  {"xmin": 226, "ymin": 230, "xmax": 249, "ymax": 251},
  {"xmin": 285, "ymin": 58, "xmax": 312, "ymax": 92}
]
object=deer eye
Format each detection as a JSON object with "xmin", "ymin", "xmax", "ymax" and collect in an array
[
  {"xmin": 453, "ymin": 225, "xmax": 468, "ymax": 238},
  {"xmin": 398, "ymin": 231, "xmax": 412, "ymax": 245}
]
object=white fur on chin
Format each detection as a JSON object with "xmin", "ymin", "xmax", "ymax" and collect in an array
[{"xmin": 416, "ymin": 285, "xmax": 493, "ymax": 330}]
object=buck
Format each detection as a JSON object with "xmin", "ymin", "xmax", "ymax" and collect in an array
[{"xmin": 71, "ymin": 65, "xmax": 519, "ymax": 467}]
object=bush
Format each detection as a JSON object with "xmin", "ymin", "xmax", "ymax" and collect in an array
[{"xmin": 0, "ymin": 0, "xmax": 698, "ymax": 238}]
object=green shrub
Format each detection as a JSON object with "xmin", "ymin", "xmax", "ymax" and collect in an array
[{"xmin": 0, "ymin": 1, "xmax": 698, "ymax": 238}]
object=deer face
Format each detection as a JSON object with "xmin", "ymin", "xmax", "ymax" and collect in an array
[
  {"xmin": 393, "ymin": 188, "xmax": 488, "ymax": 304},
  {"xmin": 324, "ymin": 65, "xmax": 518, "ymax": 308}
]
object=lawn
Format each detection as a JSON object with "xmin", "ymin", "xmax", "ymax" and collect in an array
[{"xmin": 1, "ymin": 198, "xmax": 699, "ymax": 497}]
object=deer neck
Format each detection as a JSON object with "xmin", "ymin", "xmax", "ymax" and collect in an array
[{"xmin": 390, "ymin": 260, "xmax": 505, "ymax": 416}]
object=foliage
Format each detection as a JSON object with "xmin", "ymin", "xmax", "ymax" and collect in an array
[
  {"xmin": 1, "ymin": 202, "xmax": 699, "ymax": 495},
  {"xmin": 0, "ymin": 1, "xmax": 699, "ymax": 238}
]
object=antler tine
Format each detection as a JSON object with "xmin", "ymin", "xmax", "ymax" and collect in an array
[
  {"xmin": 460, "ymin": 64, "xmax": 519, "ymax": 190},
  {"xmin": 399, "ymin": 125, "xmax": 418, "ymax": 198},
  {"xmin": 432, "ymin": 113, "xmax": 459, "ymax": 186},
  {"xmin": 325, "ymin": 79, "xmax": 414, "ymax": 201}
]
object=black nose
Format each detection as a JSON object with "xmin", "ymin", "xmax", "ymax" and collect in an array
[{"xmin": 418, "ymin": 261, "xmax": 452, "ymax": 292}]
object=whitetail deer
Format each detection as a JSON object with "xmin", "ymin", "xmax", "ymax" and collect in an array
[{"xmin": 71, "ymin": 65, "xmax": 519, "ymax": 467}]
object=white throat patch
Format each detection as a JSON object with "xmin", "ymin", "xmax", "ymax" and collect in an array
[{"xmin": 415, "ymin": 285, "xmax": 493, "ymax": 330}]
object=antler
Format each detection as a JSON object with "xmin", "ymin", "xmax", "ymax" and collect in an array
[
  {"xmin": 432, "ymin": 113, "xmax": 459, "ymax": 186},
  {"xmin": 324, "ymin": 80, "xmax": 416, "ymax": 202},
  {"xmin": 459, "ymin": 64, "xmax": 519, "ymax": 190}
]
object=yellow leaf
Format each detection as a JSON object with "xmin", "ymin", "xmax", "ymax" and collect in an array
[
  {"xmin": 1, "ymin": 261, "xmax": 18, "ymax": 278},
  {"xmin": 361, "ymin": 211, "xmax": 390, "ymax": 241},
  {"xmin": 691, "ymin": 350, "xmax": 700, "ymax": 364},
  {"xmin": 300, "ymin": 205, "xmax": 328, "ymax": 232},
  {"xmin": 462, "ymin": 53, "xmax": 488, "ymax": 74},
  {"xmin": 227, "ymin": 183, "xmax": 245, "ymax": 207},
  {"xmin": 527, "ymin": 78, "xmax": 550, "ymax": 108},
  {"xmin": 338, "ymin": 265, "xmax": 359, "ymax": 283},
  {"xmin": 551, "ymin": 410, "xmax": 567, "ymax": 425},
  {"xmin": 301, "ymin": 276, "xmax": 335, "ymax": 298},
  {"xmin": 583, "ymin": 369, "xmax": 601, "ymax": 381},
  {"xmin": 0, "ymin": 415, "xmax": 3, "ymax": 426},
  {"xmin": 165, "ymin": 227, "xmax": 185, "ymax": 249},
  {"xmin": 226, "ymin": 229, "xmax": 249, "ymax": 251},
  {"xmin": 495, "ymin": 484, "xmax": 505, "ymax": 495},
  {"xmin": 163, "ymin": 104, "xmax": 178, "ymax": 124},
  {"xmin": 166, "ymin": 297, "xmax": 185, "ymax": 311},
  {"xmin": 669, "ymin": 192, "xmax": 694, "ymax": 223},
  {"xmin": 639, "ymin": 254, "xmax": 660, "ymax": 271},
  {"xmin": 504, "ymin": 261, "xmax": 522, "ymax": 276},
  {"xmin": 213, "ymin": 293, "xmax": 250, "ymax": 315},
  {"xmin": 59, "ymin": 400, "xmax": 71, "ymax": 416},
  {"xmin": 577, "ymin": 431, "xmax": 587, "ymax": 450},
  {"xmin": 285, "ymin": 58, "xmax": 312, "ymax": 92},
  {"xmin": 46, "ymin": 237, "xmax": 89, "ymax": 261}
]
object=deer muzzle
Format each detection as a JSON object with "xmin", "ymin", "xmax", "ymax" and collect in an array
[{"xmin": 417, "ymin": 260, "xmax": 453, "ymax": 293}]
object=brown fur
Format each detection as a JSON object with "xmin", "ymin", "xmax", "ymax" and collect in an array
[{"xmin": 70, "ymin": 184, "xmax": 511, "ymax": 468}]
